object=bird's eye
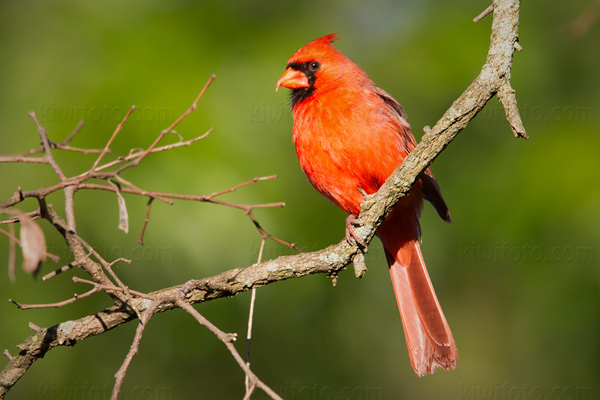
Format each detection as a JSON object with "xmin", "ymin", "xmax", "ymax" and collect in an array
[{"xmin": 308, "ymin": 61, "xmax": 321, "ymax": 72}]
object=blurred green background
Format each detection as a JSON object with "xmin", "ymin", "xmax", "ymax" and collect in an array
[{"xmin": 1, "ymin": 1, "xmax": 598, "ymax": 399}]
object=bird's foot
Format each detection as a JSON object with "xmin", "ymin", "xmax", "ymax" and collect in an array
[{"xmin": 345, "ymin": 214, "xmax": 366, "ymax": 248}]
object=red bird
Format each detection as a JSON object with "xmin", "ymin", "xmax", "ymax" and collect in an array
[{"xmin": 276, "ymin": 34, "xmax": 457, "ymax": 376}]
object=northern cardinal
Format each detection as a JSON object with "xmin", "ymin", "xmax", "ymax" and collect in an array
[{"xmin": 276, "ymin": 34, "xmax": 457, "ymax": 376}]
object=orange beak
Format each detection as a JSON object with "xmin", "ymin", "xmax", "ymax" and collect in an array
[{"xmin": 276, "ymin": 68, "xmax": 310, "ymax": 92}]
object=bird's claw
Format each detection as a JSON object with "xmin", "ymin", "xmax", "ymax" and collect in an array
[{"xmin": 345, "ymin": 214, "xmax": 366, "ymax": 248}]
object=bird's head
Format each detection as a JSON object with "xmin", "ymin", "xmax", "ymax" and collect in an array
[{"xmin": 277, "ymin": 34, "xmax": 363, "ymax": 107}]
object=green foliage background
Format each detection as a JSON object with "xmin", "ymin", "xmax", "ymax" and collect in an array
[{"xmin": 0, "ymin": 1, "xmax": 598, "ymax": 399}]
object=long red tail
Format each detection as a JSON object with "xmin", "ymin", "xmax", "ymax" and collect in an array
[{"xmin": 378, "ymin": 211, "xmax": 457, "ymax": 376}]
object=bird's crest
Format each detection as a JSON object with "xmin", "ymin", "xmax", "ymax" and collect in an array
[
  {"xmin": 288, "ymin": 34, "xmax": 342, "ymax": 64},
  {"xmin": 315, "ymin": 33, "xmax": 340, "ymax": 45}
]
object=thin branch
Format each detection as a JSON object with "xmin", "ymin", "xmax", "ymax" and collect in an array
[
  {"xmin": 95, "ymin": 256, "xmax": 141, "ymax": 317},
  {"xmin": 28, "ymin": 322, "xmax": 41, "ymax": 333},
  {"xmin": 498, "ymin": 82, "xmax": 528, "ymax": 138},
  {"xmin": 0, "ymin": 210, "xmax": 40, "ymax": 225},
  {"xmin": 111, "ymin": 301, "xmax": 161, "ymax": 400},
  {"xmin": 111, "ymin": 175, "xmax": 170, "ymax": 204},
  {"xmin": 73, "ymin": 182, "xmax": 284, "ymax": 209},
  {"xmin": 0, "ymin": 226, "xmax": 60, "ymax": 262},
  {"xmin": 246, "ymin": 239, "xmax": 265, "ymax": 362},
  {"xmin": 0, "ymin": 156, "xmax": 47, "ymax": 164},
  {"xmin": 107, "ymin": 180, "xmax": 129, "ymax": 233},
  {"xmin": 205, "ymin": 175, "xmax": 278, "ymax": 199},
  {"xmin": 51, "ymin": 144, "xmax": 104, "ymax": 154},
  {"xmin": 9, "ymin": 287, "xmax": 99, "ymax": 310},
  {"xmin": 36, "ymin": 204, "xmax": 126, "ymax": 300},
  {"xmin": 514, "ymin": 42, "xmax": 523, "ymax": 52},
  {"xmin": 75, "ymin": 176, "xmax": 296, "ymax": 251},
  {"xmin": 36, "ymin": 202, "xmax": 121, "ymax": 295},
  {"xmin": 7, "ymin": 224, "xmax": 16, "ymax": 283},
  {"xmin": 7, "ymin": 273, "xmax": 153, "ymax": 311},
  {"xmin": 62, "ymin": 120, "xmax": 86, "ymax": 145},
  {"xmin": 565, "ymin": 0, "xmax": 600, "ymax": 38},
  {"xmin": 246, "ymin": 287, "xmax": 258, "ymax": 364},
  {"xmin": 225, "ymin": 336, "xmax": 283, "ymax": 400},
  {"xmin": 0, "ymin": 128, "xmax": 208, "ymax": 167},
  {"xmin": 176, "ymin": 299, "xmax": 237, "ymax": 343},
  {"xmin": 0, "ymin": 120, "xmax": 100, "ymax": 162},
  {"xmin": 72, "ymin": 276, "xmax": 155, "ymax": 300},
  {"xmin": 176, "ymin": 298, "xmax": 282, "ymax": 400},
  {"xmin": 93, "ymin": 128, "xmax": 213, "ymax": 172},
  {"xmin": 92, "ymin": 105, "xmax": 136, "ymax": 170},
  {"xmin": 0, "ymin": 129, "xmax": 215, "ymax": 210},
  {"xmin": 29, "ymin": 112, "xmax": 81, "ymax": 231},
  {"xmin": 28, "ymin": 112, "xmax": 67, "ymax": 181},
  {"xmin": 245, "ymin": 238, "xmax": 265, "ymax": 397},
  {"xmin": 122, "ymin": 75, "xmax": 216, "ymax": 170},
  {"xmin": 473, "ymin": 3, "xmax": 494, "ymax": 22},
  {"xmin": 245, "ymin": 209, "xmax": 301, "ymax": 252},
  {"xmin": 138, "ymin": 197, "xmax": 154, "ymax": 245},
  {"xmin": 42, "ymin": 263, "xmax": 77, "ymax": 281}
]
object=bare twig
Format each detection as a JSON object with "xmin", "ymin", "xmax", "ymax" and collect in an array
[
  {"xmin": 107, "ymin": 180, "xmax": 129, "ymax": 233},
  {"xmin": 565, "ymin": 0, "xmax": 600, "ymax": 38},
  {"xmin": 111, "ymin": 301, "xmax": 161, "ymax": 400},
  {"xmin": 28, "ymin": 114, "xmax": 80, "ymax": 232},
  {"xmin": 138, "ymin": 197, "xmax": 154, "ymax": 245},
  {"xmin": 9, "ymin": 287, "xmax": 99, "ymax": 310},
  {"xmin": 205, "ymin": 175, "xmax": 277, "ymax": 199},
  {"xmin": 0, "ymin": 210, "xmax": 40, "ymax": 225},
  {"xmin": 92, "ymin": 105, "xmax": 136, "ymax": 170},
  {"xmin": 29, "ymin": 112, "xmax": 67, "ymax": 181},
  {"xmin": 244, "ymin": 239, "xmax": 265, "ymax": 397},
  {"xmin": 352, "ymin": 251, "xmax": 367, "ymax": 278},
  {"xmin": 124, "ymin": 75, "xmax": 216, "ymax": 169},
  {"xmin": 35, "ymin": 203, "xmax": 119, "ymax": 293},
  {"xmin": 7, "ymin": 225, "xmax": 16, "ymax": 283},
  {"xmin": 93, "ymin": 128, "xmax": 213, "ymax": 172},
  {"xmin": 8, "ymin": 272, "xmax": 155, "ymax": 311},
  {"xmin": 76, "ymin": 176, "xmax": 296, "ymax": 252},
  {"xmin": 72, "ymin": 181, "xmax": 283, "ymax": 209},
  {"xmin": 0, "ymin": 225, "xmax": 60, "ymax": 262},
  {"xmin": 473, "ymin": 3, "xmax": 494, "ymax": 22},
  {"xmin": 28, "ymin": 322, "xmax": 41, "ymax": 333},
  {"xmin": 498, "ymin": 82, "xmax": 528, "ymax": 138},
  {"xmin": 176, "ymin": 298, "xmax": 282, "ymax": 400},
  {"xmin": 72, "ymin": 276, "xmax": 154, "ymax": 300},
  {"xmin": 246, "ymin": 240, "xmax": 265, "ymax": 362},
  {"xmin": 42, "ymin": 263, "xmax": 77, "ymax": 281},
  {"xmin": 514, "ymin": 42, "xmax": 523, "ymax": 52},
  {"xmin": 62, "ymin": 120, "xmax": 86, "ymax": 145},
  {"xmin": 0, "ymin": 155, "xmax": 47, "ymax": 164},
  {"xmin": 0, "ymin": 120, "xmax": 100, "ymax": 162},
  {"xmin": 176, "ymin": 299, "xmax": 237, "ymax": 343}
]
